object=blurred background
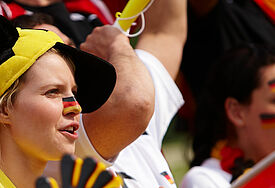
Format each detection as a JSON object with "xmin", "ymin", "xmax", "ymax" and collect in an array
[{"xmin": 162, "ymin": 116, "xmax": 193, "ymax": 187}]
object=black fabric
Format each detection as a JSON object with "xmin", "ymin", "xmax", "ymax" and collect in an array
[
  {"xmin": 0, "ymin": 15, "xmax": 18, "ymax": 64},
  {"xmin": 142, "ymin": 131, "xmax": 148, "ymax": 135},
  {"xmin": 35, "ymin": 177, "xmax": 52, "ymax": 188},
  {"xmin": 0, "ymin": 15, "xmax": 19, "ymax": 50},
  {"xmin": 115, "ymin": 172, "xmax": 135, "ymax": 188},
  {"xmin": 92, "ymin": 171, "xmax": 113, "ymax": 188},
  {"xmin": 54, "ymin": 42, "xmax": 116, "ymax": 113},
  {"xmin": 76, "ymin": 158, "xmax": 97, "ymax": 187},
  {"xmin": 60, "ymin": 155, "xmax": 75, "ymax": 188},
  {"xmin": 0, "ymin": 48, "xmax": 15, "ymax": 65},
  {"xmin": 16, "ymin": 2, "xmax": 103, "ymax": 47},
  {"xmin": 181, "ymin": 0, "xmax": 275, "ymax": 100}
]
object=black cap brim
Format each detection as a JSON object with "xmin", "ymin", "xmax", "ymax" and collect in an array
[{"xmin": 54, "ymin": 42, "xmax": 116, "ymax": 113}]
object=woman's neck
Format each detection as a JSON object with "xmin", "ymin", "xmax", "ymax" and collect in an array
[
  {"xmin": 14, "ymin": 0, "xmax": 61, "ymax": 7},
  {"xmin": 233, "ymin": 131, "xmax": 267, "ymax": 163},
  {"xmin": 0, "ymin": 133, "xmax": 46, "ymax": 188}
]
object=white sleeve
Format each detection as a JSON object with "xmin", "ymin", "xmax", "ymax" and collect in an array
[
  {"xmin": 75, "ymin": 49, "xmax": 184, "ymax": 162},
  {"xmin": 135, "ymin": 49, "xmax": 184, "ymax": 149},
  {"xmin": 181, "ymin": 167, "xmax": 231, "ymax": 188}
]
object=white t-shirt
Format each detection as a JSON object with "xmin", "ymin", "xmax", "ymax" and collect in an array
[
  {"xmin": 181, "ymin": 158, "xmax": 232, "ymax": 188},
  {"xmin": 76, "ymin": 49, "xmax": 184, "ymax": 187}
]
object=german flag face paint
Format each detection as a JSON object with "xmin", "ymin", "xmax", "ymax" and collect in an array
[
  {"xmin": 268, "ymin": 79, "xmax": 275, "ymax": 93},
  {"xmin": 63, "ymin": 96, "xmax": 82, "ymax": 115},
  {"xmin": 160, "ymin": 171, "xmax": 174, "ymax": 184},
  {"xmin": 260, "ymin": 113, "xmax": 275, "ymax": 129}
]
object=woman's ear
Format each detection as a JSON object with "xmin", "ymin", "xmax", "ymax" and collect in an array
[
  {"xmin": 0, "ymin": 106, "xmax": 11, "ymax": 125},
  {"xmin": 225, "ymin": 97, "xmax": 245, "ymax": 128}
]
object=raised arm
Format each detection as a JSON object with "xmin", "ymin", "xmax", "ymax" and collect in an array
[
  {"xmin": 80, "ymin": 25, "xmax": 155, "ymax": 160},
  {"xmin": 135, "ymin": 0, "xmax": 188, "ymax": 80}
]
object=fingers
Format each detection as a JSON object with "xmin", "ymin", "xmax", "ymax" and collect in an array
[
  {"xmin": 71, "ymin": 158, "xmax": 84, "ymax": 187},
  {"xmin": 92, "ymin": 170, "xmax": 123, "ymax": 188},
  {"xmin": 38, "ymin": 154, "xmax": 122, "ymax": 188},
  {"xmin": 36, "ymin": 177, "xmax": 59, "ymax": 188},
  {"xmin": 74, "ymin": 156, "xmax": 122, "ymax": 188},
  {"xmin": 80, "ymin": 25, "xmax": 130, "ymax": 61},
  {"xmin": 61, "ymin": 154, "xmax": 75, "ymax": 188},
  {"xmin": 76, "ymin": 157, "xmax": 98, "ymax": 188}
]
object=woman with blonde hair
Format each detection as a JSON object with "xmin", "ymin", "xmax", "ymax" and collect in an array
[{"xmin": 0, "ymin": 15, "xmax": 117, "ymax": 187}]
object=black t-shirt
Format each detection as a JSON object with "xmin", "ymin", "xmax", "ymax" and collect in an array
[
  {"xmin": 181, "ymin": 0, "xmax": 275, "ymax": 99},
  {"xmin": 17, "ymin": 2, "xmax": 103, "ymax": 47}
]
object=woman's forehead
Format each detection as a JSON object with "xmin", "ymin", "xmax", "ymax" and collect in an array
[{"xmin": 24, "ymin": 52, "xmax": 75, "ymax": 85}]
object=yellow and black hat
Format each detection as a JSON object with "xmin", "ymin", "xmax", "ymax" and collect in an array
[{"xmin": 0, "ymin": 16, "xmax": 116, "ymax": 113}]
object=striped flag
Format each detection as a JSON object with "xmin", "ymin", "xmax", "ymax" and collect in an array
[
  {"xmin": 260, "ymin": 114, "xmax": 275, "ymax": 129},
  {"xmin": 268, "ymin": 80, "xmax": 275, "ymax": 93},
  {"xmin": 63, "ymin": 96, "xmax": 82, "ymax": 115},
  {"xmin": 160, "ymin": 171, "xmax": 174, "ymax": 184}
]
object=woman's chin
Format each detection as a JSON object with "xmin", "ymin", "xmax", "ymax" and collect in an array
[
  {"xmin": 49, "ymin": 146, "xmax": 75, "ymax": 161},
  {"xmin": 61, "ymin": 145, "xmax": 75, "ymax": 157}
]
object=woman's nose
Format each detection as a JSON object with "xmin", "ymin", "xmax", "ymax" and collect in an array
[{"xmin": 62, "ymin": 96, "xmax": 82, "ymax": 115}]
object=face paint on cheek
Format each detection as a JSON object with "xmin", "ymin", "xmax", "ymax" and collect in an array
[
  {"xmin": 260, "ymin": 113, "xmax": 275, "ymax": 129},
  {"xmin": 62, "ymin": 96, "xmax": 82, "ymax": 115},
  {"xmin": 268, "ymin": 80, "xmax": 275, "ymax": 93}
]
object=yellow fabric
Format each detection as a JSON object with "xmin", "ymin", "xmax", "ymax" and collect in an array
[
  {"xmin": 0, "ymin": 28, "xmax": 63, "ymax": 97},
  {"xmin": 117, "ymin": 0, "xmax": 150, "ymax": 31},
  {"xmin": 263, "ymin": 0, "xmax": 275, "ymax": 12},
  {"xmin": 72, "ymin": 158, "xmax": 84, "ymax": 187},
  {"xmin": 85, "ymin": 162, "xmax": 106, "ymax": 188},
  {"xmin": 48, "ymin": 177, "xmax": 59, "ymax": 188},
  {"xmin": 103, "ymin": 176, "xmax": 123, "ymax": 188},
  {"xmin": 236, "ymin": 168, "xmax": 252, "ymax": 181},
  {"xmin": 211, "ymin": 140, "xmax": 227, "ymax": 160},
  {"xmin": 0, "ymin": 169, "xmax": 16, "ymax": 188}
]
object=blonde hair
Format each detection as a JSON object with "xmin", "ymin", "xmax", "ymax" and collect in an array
[{"xmin": 0, "ymin": 79, "xmax": 21, "ymax": 116}]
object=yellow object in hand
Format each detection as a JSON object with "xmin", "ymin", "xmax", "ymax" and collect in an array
[{"xmin": 116, "ymin": 0, "xmax": 151, "ymax": 31}]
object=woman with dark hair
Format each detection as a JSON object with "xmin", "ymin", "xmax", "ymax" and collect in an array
[{"xmin": 181, "ymin": 44, "xmax": 275, "ymax": 187}]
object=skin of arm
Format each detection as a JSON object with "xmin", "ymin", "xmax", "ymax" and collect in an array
[
  {"xmin": 81, "ymin": 0, "xmax": 189, "ymax": 159},
  {"xmin": 136, "ymin": 0, "xmax": 188, "ymax": 80},
  {"xmin": 80, "ymin": 26, "xmax": 155, "ymax": 160}
]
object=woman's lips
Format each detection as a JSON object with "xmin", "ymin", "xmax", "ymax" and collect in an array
[
  {"xmin": 58, "ymin": 122, "xmax": 79, "ymax": 140},
  {"xmin": 59, "ymin": 130, "xmax": 78, "ymax": 140}
]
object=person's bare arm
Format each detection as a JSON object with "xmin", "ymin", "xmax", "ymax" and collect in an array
[
  {"xmin": 80, "ymin": 26, "xmax": 155, "ymax": 160},
  {"xmin": 188, "ymin": 0, "xmax": 218, "ymax": 17},
  {"xmin": 136, "ymin": 0, "xmax": 188, "ymax": 80}
]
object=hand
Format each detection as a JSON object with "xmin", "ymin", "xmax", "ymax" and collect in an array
[
  {"xmin": 80, "ymin": 25, "xmax": 133, "ymax": 62},
  {"xmin": 35, "ymin": 154, "xmax": 122, "ymax": 188}
]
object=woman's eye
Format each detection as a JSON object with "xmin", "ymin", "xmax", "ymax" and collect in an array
[{"xmin": 45, "ymin": 89, "xmax": 60, "ymax": 97}]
